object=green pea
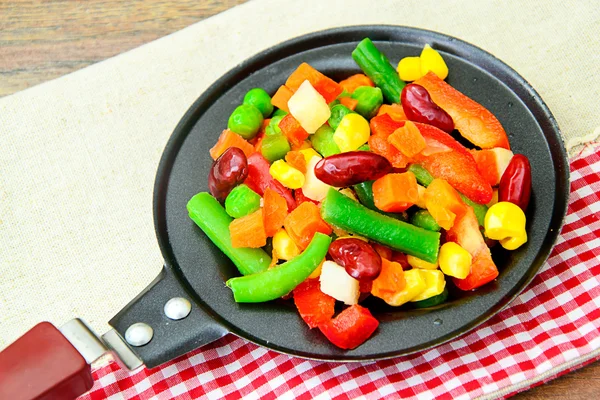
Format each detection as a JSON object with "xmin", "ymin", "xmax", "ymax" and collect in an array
[
  {"xmin": 351, "ymin": 86, "xmax": 383, "ymax": 119},
  {"xmin": 310, "ymin": 125, "xmax": 340, "ymax": 158},
  {"xmin": 272, "ymin": 109, "xmax": 288, "ymax": 118},
  {"xmin": 328, "ymin": 104, "xmax": 354, "ymax": 130},
  {"xmin": 261, "ymin": 134, "xmax": 291, "ymax": 163},
  {"xmin": 225, "ymin": 184, "xmax": 261, "ymax": 218},
  {"xmin": 228, "ymin": 104, "xmax": 264, "ymax": 139},
  {"xmin": 243, "ymin": 88, "xmax": 274, "ymax": 118},
  {"xmin": 265, "ymin": 114, "xmax": 284, "ymax": 136}
]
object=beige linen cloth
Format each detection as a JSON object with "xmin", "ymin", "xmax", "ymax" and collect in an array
[{"xmin": 1, "ymin": 0, "xmax": 599, "ymax": 352}]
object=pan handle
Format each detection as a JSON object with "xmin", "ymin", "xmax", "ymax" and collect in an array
[{"xmin": 108, "ymin": 265, "xmax": 228, "ymax": 369}]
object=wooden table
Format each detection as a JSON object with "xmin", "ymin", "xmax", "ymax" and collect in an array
[{"xmin": 0, "ymin": 1, "xmax": 597, "ymax": 398}]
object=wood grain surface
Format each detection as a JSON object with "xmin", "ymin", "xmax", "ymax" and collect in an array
[{"xmin": 0, "ymin": 1, "xmax": 598, "ymax": 398}]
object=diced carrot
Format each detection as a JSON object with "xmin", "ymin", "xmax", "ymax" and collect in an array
[
  {"xmin": 372, "ymin": 173, "xmax": 419, "ymax": 213},
  {"xmin": 339, "ymin": 74, "xmax": 375, "ymax": 94},
  {"xmin": 271, "ymin": 85, "xmax": 293, "ymax": 113},
  {"xmin": 368, "ymin": 135, "xmax": 410, "ymax": 168},
  {"xmin": 339, "ymin": 96, "xmax": 358, "ymax": 111},
  {"xmin": 263, "ymin": 188, "xmax": 289, "ymax": 237},
  {"xmin": 285, "ymin": 150, "xmax": 307, "ymax": 173},
  {"xmin": 371, "ymin": 258, "xmax": 406, "ymax": 300},
  {"xmin": 253, "ymin": 131, "xmax": 265, "ymax": 153},
  {"xmin": 369, "ymin": 113, "xmax": 405, "ymax": 138},
  {"xmin": 285, "ymin": 63, "xmax": 343, "ymax": 103},
  {"xmin": 424, "ymin": 178, "xmax": 468, "ymax": 230},
  {"xmin": 229, "ymin": 209, "xmax": 267, "ymax": 248},
  {"xmin": 284, "ymin": 202, "xmax": 332, "ymax": 249},
  {"xmin": 209, "ymin": 129, "xmax": 255, "ymax": 160},
  {"xmin": 291, "ymin": 140, "xmax": 312, "ymax": 151},
  {"xmin": 377, "ymin": 104, "xmax": 407, "ymax": 121},
  {"xmin": 388, "ymin": 121, "xmax": 426, "ymax": 158},
  {"xmin": 279, "ymin": 114, "xmax": 309, "ymax": 147}
]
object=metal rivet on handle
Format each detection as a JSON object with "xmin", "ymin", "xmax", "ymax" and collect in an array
[
  {"xmin": 125, "ymin": 323, "xmax": 153, "ymax": 347},
  {"xmin": 164, "ymin": 297, "xmax": 192, "ymax": 320}
]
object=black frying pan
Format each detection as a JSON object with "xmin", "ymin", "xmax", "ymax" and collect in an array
[{"xmin": 109, "ymin": 25, "xmax": 569, "ymax": 369}]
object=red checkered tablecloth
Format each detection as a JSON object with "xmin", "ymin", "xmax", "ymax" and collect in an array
[{"xmin": 80, "ymin": 145, "xmax": 600, "ymax": 400}]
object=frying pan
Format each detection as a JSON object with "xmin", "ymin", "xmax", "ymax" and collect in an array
[{"xmin": 0, "ymin": 25, "xmax": 569, "ymax": 397}]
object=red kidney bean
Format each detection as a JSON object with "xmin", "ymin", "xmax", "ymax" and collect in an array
[
  {"xmin": 328, "ymin": 238, "xmax": 382, "ymax": 281},
  {"xmin": 208, "ymin": 147, "xmax": 248, "ymax": 201},
  {"xmin": 498, "ymin": 154, "xmax": 531, "ymax": 211},
  {"xmin": 401, "ymin": 84, "xmax": 454, "ymax": 133},
  {"xmin": 314, "ymin": 151, "xmax": 392, "ymax": 187}
]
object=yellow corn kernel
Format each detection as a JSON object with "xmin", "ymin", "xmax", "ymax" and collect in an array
[
  {"xmin": 379, "ymin": 269, "xmax": 426, "ymax": 306},
  {"xmin": 333, "ymin": 113, "xmax": 370, "ymax": 152},
  {"xmin": 410, "ymin": 270, "xmax": 446, "ymax": 302},
  {"xmin": 308, "ymin": 259, "xmax": 325, "ymax": 279},
  {"xmin": 438, "ymin": 242, "xmax": 472, "ymax": 279},
  {"xmin": 484, "ymin": 202, "xmax": 527, "ymax": 250},
  {"xmin": 269, "ymin": 160, "xmax": 305, "ymax": 189},
  {"xmin": 272, "ymin": 228, "xmax": 300, "ymax": 261},
  {"xmin": 407, "ymin": 254, "xmax": 439, "ymax": 270},
  {"xmin": 415, "ymin": 184, "xmax": 427, "ymax": 209},
  {"xmin": 299, "ymin": 148, "xmax": 321, "ymax": 164},
  {"xmin": 420, "ymin": 44, "xmax": 449, "ymax": 80},
  {"xmin": 397, "ymin": 56, "xmax": 423, "ymax": 81}
]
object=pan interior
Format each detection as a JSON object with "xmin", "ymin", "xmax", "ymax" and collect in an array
[{"xmin": 154, "ymin": 27, "xmax": 567, "ymax": 361}]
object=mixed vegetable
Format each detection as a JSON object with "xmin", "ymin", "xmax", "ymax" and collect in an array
[{"xmin": 187, "ymin": 38, "xmax": 532, "ymax": 350}]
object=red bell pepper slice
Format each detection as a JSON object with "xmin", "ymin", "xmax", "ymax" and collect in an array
[
  {"xmin": 245, "ymin": 153, "xmax": 296, "ymax": 211},
  {"xmin": 318, "ymin": 305, "xmax": 379, "ymax": 349},
  {"xmin": 293, "ymin": 279, "xmax": 335, "ymax": 329},
  {"xmin": 279, "ymin": 114, "xmax": 309, "ymax": 148},
  {"xmin": 414, "ymin": 72, "xmax": 510, "ymax": 149},
  {"xmin": 369, "ymin": 113, "xmax": 405, "ymax": 138},
  {"xmin": 446, "ymin": 207, "xmax": 499, "ymax": 290}
]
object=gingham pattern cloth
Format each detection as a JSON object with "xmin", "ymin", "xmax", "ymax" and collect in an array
[{"xmin": 79, "ymin": 146, "xmax": 600, "ymax": 400}]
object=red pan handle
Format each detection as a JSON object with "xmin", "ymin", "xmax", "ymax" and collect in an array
[{"xmin": 0, "ymin": 322, "xmax": 94, "ymax": 400}]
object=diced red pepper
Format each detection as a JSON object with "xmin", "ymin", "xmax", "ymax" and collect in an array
[
  {"xmin": 293, "ymin": 279, "xmax": 336, "ymax": 328},
  {"xmin": 446, "ymin": 207, "xmax": 499, "ymax": 290},
  {"xmin": 279, "ymin": 114, "xmax": 310, "ymax": 148},
  {"xmin": 245, "ymin": 153, "xmax": 296, "ymax": 211},
  {"xmin": 414, "ymin": 72, "xmax": 510, "ymax": 149},
  {"xmin": 369, "ymin": 113, "xmax": 405, "ymax": 138},
  {"xmin": 285, "ymin": 63, "xmax": 343, "ymax": 103},
  {"xmin": 318, "ymin": 305, "xmax": 379, "ymax": 349}
]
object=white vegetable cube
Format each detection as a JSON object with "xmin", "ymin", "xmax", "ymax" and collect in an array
[
  {"xmin": 319, "ymin": 261, "xmax": 360, "ymax": 305},
  {"xmin": 301, "ymin": 155, "xmax": 332, "ymax": 202},
  {"xmin": 491, "ymin": 148, "xmax": 514, "ymax": 182},
  {"xmin": 288, "ymin": 80, "xmax": 331, "ymax": 134}
]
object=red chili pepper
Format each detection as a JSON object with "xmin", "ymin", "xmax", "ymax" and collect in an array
[
  {"xmin": 318, "ymin": 304, "xmax": 379, "ymax": 349},
  {"xmin": 245, "ymin": 153, "xmax": 296, "ymax": 211},
  {"xmin": 498, "ymin": 154, "xmax": 531, "ymax": 211}
]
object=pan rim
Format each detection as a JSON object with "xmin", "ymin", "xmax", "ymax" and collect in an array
[{"xmin": 152, "ymin": 25, "xmax": 570, "ymax": 362}]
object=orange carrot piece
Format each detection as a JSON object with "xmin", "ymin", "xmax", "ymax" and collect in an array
[
  {"xmin": 279, "ymin": 114, "xmax": 309, "ymax": 147},
  {"xmin": 285, "ymin": 150, "xmax": 307, "ymax": 173},
  {"xmin": 209, "ymin": 129, "xmax": 255, "ymax": 160},
  {"xmin": 263, "ymin": 188, "xmax": 288, "ymax": 237},
  {"xmin": 424, "ymin": 178, "xmax": 468, "ymax": 230},
  {"xmin": 339, "ymin": 74, "xmax": 375, "ymax": 94},
  {"xmin": 284, "ymin": 202, "xmax": 332, "ymax": 249},
  {"xmin": 372, "ymin": 173, "xmax": 419, "ymax": 213},
  {"xmin": 271, "ymin": 85, "xmax": 293, "ymax": 113},
  {"xmin": 339, "ymin": 97, "xmax": 358, "ymax": 111},
  {"xmin": 369, "ymin": 113, "xmax": 405, "ymax": 138},
  {"xmin": 285, "ymin": 63, "xmax": 342, "ymax": 103},
  {"xmin": 229, "ymin": 209, "xmax": 267, "ymax": 248},
  {"xmin": 371, "ymin": 258, "xmax": 406, "ymax": 301},
  {"xmin": 377, "ymin": 104, "xmax": 407, "ymax": 121},
  {"xmin": 388, "ymin": 121, "xmax": 427, "ymax": 158}
]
